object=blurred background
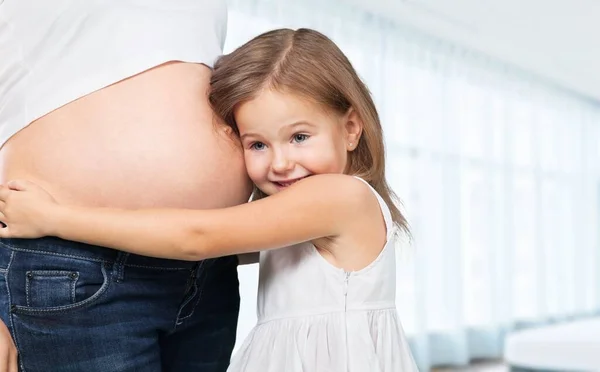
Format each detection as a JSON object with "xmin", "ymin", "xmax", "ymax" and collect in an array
[{"xmin": 225, "ymin": 0, "xmax": 600, "ymax": 370}]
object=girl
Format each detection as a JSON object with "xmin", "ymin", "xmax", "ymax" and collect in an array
[{"xmin": 0, "ymin": 28, "xmax": 418, "ymax": 371}]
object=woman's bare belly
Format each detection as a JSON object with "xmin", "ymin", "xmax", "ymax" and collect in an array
[{"xmin": 0, "ymin": 62, "xmax": 252, "ymax": 210}]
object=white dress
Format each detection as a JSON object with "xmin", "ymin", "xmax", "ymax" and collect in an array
[{"xmin": 228, "ymin": 180, "xmax": 419, "ymax": 372}]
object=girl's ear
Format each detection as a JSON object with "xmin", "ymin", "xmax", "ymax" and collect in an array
[{"xmin": 344, "ymin": 108, "xmax": 363, "ymax": 151}]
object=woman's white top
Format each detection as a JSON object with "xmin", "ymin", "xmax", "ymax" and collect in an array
[
  {"xmin": 228, "ymin": 178, "xmax": 418, "ymax": 372},
  {"xmin": 0, "ymin": 0, "xmax": 227, "ymax": 147}
]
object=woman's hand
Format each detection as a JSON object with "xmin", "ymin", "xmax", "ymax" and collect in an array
[
  {"xmin": 0, "ymin": 321, "xmax": 17, "ymax": 372},
  {"xmin": 0, "ymin": 180, "xmax": 60, "ymax": 238}
]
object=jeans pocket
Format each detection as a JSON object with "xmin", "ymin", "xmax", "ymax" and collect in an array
[
  {"xmin": 6, "ymin": 249, "xmax": 111, "ymax": 315},
  {"xmin": 25, "ymin": 270, "xmax": 78, "ymax": 308}
]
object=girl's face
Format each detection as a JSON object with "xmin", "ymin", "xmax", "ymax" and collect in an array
[{"xmin": 234, "ymin": 89, "xmax": 362, "ymax": 196}]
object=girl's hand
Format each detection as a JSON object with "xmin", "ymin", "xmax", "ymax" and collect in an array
[{"xmin": 0, "ymin": 180, "xmax": 60, "ymax": 238}]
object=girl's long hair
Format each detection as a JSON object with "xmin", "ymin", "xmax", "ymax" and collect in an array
[{"xmin": 209, "ymin": 28, "xmax": 408, "ymax": 234}]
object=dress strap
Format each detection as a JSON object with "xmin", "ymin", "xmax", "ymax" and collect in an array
[{"xmin": 352, "ymin": 176, "xmax": 395, "ymax": 239}]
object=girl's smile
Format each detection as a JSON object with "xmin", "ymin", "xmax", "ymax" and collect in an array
[{"xmin": 235, "ymin": 89, "xmax": 362, "ymax": 196}]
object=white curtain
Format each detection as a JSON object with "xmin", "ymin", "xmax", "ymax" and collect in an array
[{"xmin": 227, "ymin": 0, "xmax": 600, "ymax": 369}]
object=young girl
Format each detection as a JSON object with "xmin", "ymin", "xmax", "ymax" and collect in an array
[{"xmin": 0, "ymin": 28, "xmax": 418, "ymax": 371}]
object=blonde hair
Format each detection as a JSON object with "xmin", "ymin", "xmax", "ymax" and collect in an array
[{"xmin": 209, "ymin": 28, "xmax": 408, "ymax": 234}]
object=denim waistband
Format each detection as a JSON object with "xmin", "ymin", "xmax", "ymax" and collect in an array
[{"xmin": 0, "ymin": 237, "xmax": 198, "ymax": 269}]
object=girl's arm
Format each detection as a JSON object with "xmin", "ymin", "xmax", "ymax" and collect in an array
[{"xmin": 0, "ymin": 175, "xmax": 373, "ymax": 260}]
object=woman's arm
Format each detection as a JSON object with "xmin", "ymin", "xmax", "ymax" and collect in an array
[
  {"xmin": 0, "ymin": 175, "xmax": 373, "ymax": 260},
  {"xmin": 0, "ymin": 320, "xmax": 18, "ymax": 372}
]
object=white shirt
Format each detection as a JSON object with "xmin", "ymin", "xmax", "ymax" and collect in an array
[{"xmin": 0, "ymin": 0, "xmax": 227, "ymax": 147}]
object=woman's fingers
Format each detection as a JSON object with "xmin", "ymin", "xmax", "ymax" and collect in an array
[{"xmin": 0, "ymin": 322, "xmax": 17, "ymax": 372}]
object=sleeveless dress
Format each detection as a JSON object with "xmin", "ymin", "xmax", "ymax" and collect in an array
[{"xmin": 228, "ymin": 179, "xmax": 419, "ymax": 372}]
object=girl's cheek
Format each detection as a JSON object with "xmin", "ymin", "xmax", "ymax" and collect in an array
[{"xmin": 244, "ymin": 156, "xmax": 266, "ymax": 180}]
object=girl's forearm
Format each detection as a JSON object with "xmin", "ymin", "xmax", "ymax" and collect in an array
[{"xmin": 50, "ymin": 205, "xmax": 206, "ymax": 260}]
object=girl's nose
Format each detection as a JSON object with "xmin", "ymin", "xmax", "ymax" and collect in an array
[{"xmin": 271, "ymin": 150, "xmax": 293, "ymax": 173}]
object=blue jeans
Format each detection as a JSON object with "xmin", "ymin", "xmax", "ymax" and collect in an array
[{"xmin": 0, "ymin": 237, "xmax": 240, "ymax": 372}]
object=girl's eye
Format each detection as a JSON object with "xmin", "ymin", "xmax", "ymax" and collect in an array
[
  {"xmin": 250, "ymin": 142, "xmax": 266, "ymax": 151},
  {"xmin": 293, "ymin": 134, "xmax": 309, "ymax": 143}
]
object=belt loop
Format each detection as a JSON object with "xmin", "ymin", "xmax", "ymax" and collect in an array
[{"xmin": 112, "ymin": 252, "xmax": 129, "ymax": 283}]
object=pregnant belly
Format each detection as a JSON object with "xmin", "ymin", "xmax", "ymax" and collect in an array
[{"xmin": 0, "ymin": 63, "xmax": 252, "ymax": 209}]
